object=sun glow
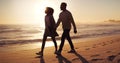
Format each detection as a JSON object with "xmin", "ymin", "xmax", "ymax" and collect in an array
[
  {"xmin": 1, "ymin": 0, "xmax": 120, "ymax": 25},
  {"xmin": 34, "ymin": 0, "xmax": 59, "ymax": 27}
]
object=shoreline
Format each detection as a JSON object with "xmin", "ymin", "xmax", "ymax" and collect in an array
[
  {"xmin": 0, "ymin": 33, "xmax": 119, "ymax": 46},
  {"xmin": 0, "ymin": 32, "xmax": 120, "ymax": 46},
  {"xmin": 0, "ymin": 34, "xmax": 120, "ymax": 63},
  {"xmin": 0, "ymin": 34, "xmax": 119, "ymax": 51}
]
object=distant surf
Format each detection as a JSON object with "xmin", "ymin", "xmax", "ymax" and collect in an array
[{"xmin": 0, "ymin": 24, "xmax": 120, "ymax": 46}]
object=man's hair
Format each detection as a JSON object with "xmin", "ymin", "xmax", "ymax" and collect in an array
[{"xmin": 61, "ymin": 2, "xmax": 67, "ymax": 7}]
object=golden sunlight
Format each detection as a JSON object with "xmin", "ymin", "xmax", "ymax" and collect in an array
[{"xmin": 34, "ymin": 0, "xmax": 59, "ymax": 27}]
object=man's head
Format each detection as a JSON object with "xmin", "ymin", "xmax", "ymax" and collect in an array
[{"xmin": 60, "ymin": 2, "xmax": 67, "ymax": 11}]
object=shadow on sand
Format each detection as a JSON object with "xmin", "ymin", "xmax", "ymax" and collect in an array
[
  {"xmin": 35, "ymin": 52, "xmax": 89, "ymax": 63},
  {"xmin": 35, "ymin": 56, "xmax": 45, "ymax": 63},
  {"xmin": 56, "ymin": 52, "xmax": 89, "ymax": 63},
  {"xmin": 56, "ymin": 55, "xmax": 71, "ymax": 63},
  {"xmin": 73, "ymin": 52, "xmax": 89, "ymax": 63}
]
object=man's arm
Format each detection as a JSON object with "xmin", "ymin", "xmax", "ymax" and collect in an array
[
  {"xmin": 55, "ymin": 19, "xmax": 61, "ymax": 31},
  {"xmin": 70, "ymin": 14, "xmax": 77, "ymax": 33},
  {"xmin": 55, "ymin": 14, "xmax": 61, "ymax": 30},
  {"xmin": 56, "ymin": 19, "xmax": 61, "ymax": 28}
]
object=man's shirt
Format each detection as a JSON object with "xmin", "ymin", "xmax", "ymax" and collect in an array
[{"xmin": 56, "ymin": 10, "xmax": 76, "ymax": 30}]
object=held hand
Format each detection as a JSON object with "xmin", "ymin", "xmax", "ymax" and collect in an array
[
  {"xmin": 74, "ymin": 29, "xmax": 77, "ymax": 34},
  {"xmin": 54, "ymin": 26, "xmax": 57, "ymax": 31}
]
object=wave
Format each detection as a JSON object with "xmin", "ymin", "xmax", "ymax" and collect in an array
[
  {"xmin": 0, "ymin": 24, "xmax": 120, "ymax": 46},
  {"xmin": 1, "ymin": 32, "xmax": 120, "ymax": 46}
]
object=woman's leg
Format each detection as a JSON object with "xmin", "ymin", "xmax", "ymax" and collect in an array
[
  {"xmin": 51, "ymin": 37, "xmax": 57, "ymax": 52},
  {"xmin": 41, "ymin": 35, "xmax": 47, "ymax": 53}
]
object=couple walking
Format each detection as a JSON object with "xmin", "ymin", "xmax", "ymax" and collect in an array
[{"xmin": 36, "ymin": 2, "xmax": 77, "ymax": 56}]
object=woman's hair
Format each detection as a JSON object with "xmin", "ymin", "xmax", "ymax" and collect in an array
[{"xmin": 45, "ymin": 7, "xmax": 54, "ymax": 15}]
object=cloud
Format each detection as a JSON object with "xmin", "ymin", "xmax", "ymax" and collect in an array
[{"xmin": 105, "ymin": 19, "xmax": 120, "ymax": 23}]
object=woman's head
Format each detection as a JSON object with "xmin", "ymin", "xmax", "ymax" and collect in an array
[{"xmin": 45, "ymin": 7, "xmax": 54, "ymax": 15}]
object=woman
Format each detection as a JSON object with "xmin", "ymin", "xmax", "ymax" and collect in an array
[{"xmin": 36, "ymin": 7, "xmax": 58, "ymax": 56}]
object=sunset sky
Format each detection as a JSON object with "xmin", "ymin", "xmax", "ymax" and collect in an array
[{"xmin": 0, "ymin": 0, "xmax": 120, "ymax": 25}]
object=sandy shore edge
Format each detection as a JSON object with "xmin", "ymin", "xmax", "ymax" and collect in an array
[{"xmin": 0, "ymin": 34, "xmax": 120, "ymax": 63}]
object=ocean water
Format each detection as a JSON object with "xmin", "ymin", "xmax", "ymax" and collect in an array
[{"xmin": 0, "ymin": 24, "xmax": 120, "ymax": 46}]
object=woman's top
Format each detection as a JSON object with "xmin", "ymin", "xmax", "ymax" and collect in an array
[{"xmin": 44, "ymin": 15, "xmax": 58, "ymax": 37}]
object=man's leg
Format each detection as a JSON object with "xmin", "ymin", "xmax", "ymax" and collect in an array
[
  {"xmin": 66, "ymin": 30, "xmax": 74, "ymax": 50},
  {"xmin": 58, "ymin": 30, "xmax": 67, "ymax": 53}
]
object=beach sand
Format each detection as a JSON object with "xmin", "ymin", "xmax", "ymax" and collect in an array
[{"xmin": 0, "ymin": 34, "xmax": 120, "ymax": 63}]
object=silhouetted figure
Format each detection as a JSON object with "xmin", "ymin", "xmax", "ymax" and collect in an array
[
  {"xmin": 36, "ymin": 7, "xmax": 58, "ymax": 56},
  {"xmin": 56, "ymin": 2, "xmax": 77, "ymax": 55}
]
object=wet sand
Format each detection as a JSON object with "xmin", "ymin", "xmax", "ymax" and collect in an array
[{"xmin": 0, "ymin": 34, "xmax": 120, "ymax": 63}]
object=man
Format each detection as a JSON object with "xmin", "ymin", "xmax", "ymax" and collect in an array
[{"xmin": 56, "ymin": 2, "xmax": 77, "ymax": 55}]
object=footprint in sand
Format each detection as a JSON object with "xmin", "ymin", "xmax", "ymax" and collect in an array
[
  {"xmin": 107, "ymin": 55, "xmax": 116, "ymax": 61},
  {"xmin": 117, "ymin": 39, "xmax": 120, "ymax": 42},
  {"xmin": 93, "ymin": 44, "xmax": 97, "ymax": 46},
  {"xmin": 106, "ymin": 51, "xmax": 111, "ymax": 53},
  {"xmin": 101, "ymin": 42, "xmax": 107, "ymax": 46},
  {"xmin": 118, "ymin": 53, "xmax": 120, "ymax": 55},
  {"xmin": 118, "ymin": 59, "xmax": 120, "ymax": 63},
  {"xmin": 93, "ymin": 44, "xmax": 98, "ymax": 48},
  {"xmin": 85, "ymin": 48, "xmax": 90, "ymax": 50},
  {"xmin": 110, "ymin": 42, "xmax": 113, "ymax": 44},
  {"xmin": 75, "ymin": 47, "xmax": 79, "ymax": 49},
  {"xmin": 72, "ymin": 58, "xmax": 79, "ymax": 61},
  {"xmin": 98, "ymin": 43, "xmax": 101, "ymax": 45},
  {"xmin": 91, "ymin": 54, "xmax": 100, "ymax": 57},
  {"xmin": 92, "ymin": 46, "xmax": 96, "ymax": 48},
  {"xmin": 91, "ymin": 58, "xmax": 103, "ymax": 61},
  {"xmin": 109, "ymin": 40, "xmax": 114, "ymax": 44}
]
